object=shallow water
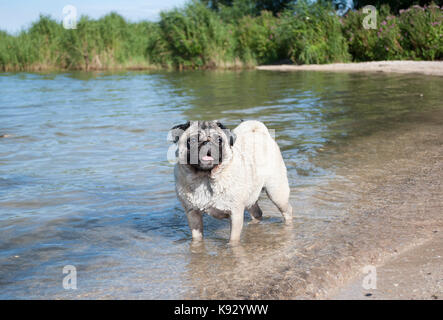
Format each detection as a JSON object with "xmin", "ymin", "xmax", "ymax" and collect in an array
[{"xmin": 0, "ymin": 70, "xmax": 442, "ymax": 299}]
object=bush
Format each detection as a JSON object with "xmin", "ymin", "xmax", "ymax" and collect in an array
[
  {"xmin": 235, "ymin": 11, "xmax": 284, "ymax": 64},
  {"xmin": 158, "ymin": 1, "xmax": 236, "ymax": 68},
  {"xmin": 343, "ymin": 5, "xmax": 404, "ymax": 61},
  {"xmin": 343, "ymin": 3, "xmax": 443, "ymax": 61},
  {"xmin": 342, "ymin": 8, "xmax": 379, "ymax": 60},
  {"xmin": 280, "ymin": 1, "xmax": 350, "ymax": 64},
  {"xmin": 398, "ymin": 4, "xmax": 443, "ymax": 60},
  {"xmin": 375, "ymin": 12, "xmax": 404, "ymax": 59}
]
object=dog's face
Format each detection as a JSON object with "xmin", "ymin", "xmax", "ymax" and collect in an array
[{"xmin": 171, "ymin": 121, "xmax": 236, "ymax": 171}]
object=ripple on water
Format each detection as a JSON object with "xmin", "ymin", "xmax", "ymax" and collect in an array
[{"xmin": 0, "ymin": 70, "xmax": 442, "ymax": 298}]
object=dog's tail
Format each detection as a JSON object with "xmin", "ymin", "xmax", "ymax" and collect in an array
[{"xmin": 233, "ymin": 120, "xmax": 272, "ymax": 138}]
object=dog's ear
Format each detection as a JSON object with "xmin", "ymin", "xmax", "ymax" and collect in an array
[
  {"xmin": 216, "ymin": 121, "xmax": 236, "ymax": 147},
  {"xmin": 170, "ymin": 121, "xmax": 190, "ymax": 143}
]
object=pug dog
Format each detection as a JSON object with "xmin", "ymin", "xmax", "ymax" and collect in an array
[{"xmin": 170, "ymin": 120, "xmax": 292, "ymax": 243}]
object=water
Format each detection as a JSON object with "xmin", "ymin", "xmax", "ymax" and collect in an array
[{"xmin": 0, "ymin": 70, "xmax": 442, "ymax": 299}]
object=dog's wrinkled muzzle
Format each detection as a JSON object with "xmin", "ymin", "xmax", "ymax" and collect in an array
[{"xmin": 198, "ymin": 141, "xmax": 219, "ymax": 165}]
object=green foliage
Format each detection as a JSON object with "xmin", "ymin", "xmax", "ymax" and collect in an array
[
  {"xmin": 0, "ymin": 13, "xmax": 158, "ymax": 71},
  {"xmin": 280, "ymin": 1, "xmax": 350, "ymax": 64},
  {"xmin": 342, "ymin": 8, "xmax": 379, "ymax": 60},
  {"xmin": 398, "ymin": 4, "xmax": 443, "ymax": 59},
  {"xmin": 202, "ymin": 0, "xmax": 294, "ymax": 15},
  {"xmin": 56, "ymin": 13, "xmax": 156, "ymax": 69},
  {"xmin": 228, "ymin": 1, "xmax": 350, "ymax": 65},
  {"xmin": 343, "ymin": 3, "xmax": 443, "ymax": 61},
  {"xmin": 218, "ymin": 0, "xmax": 258, "ymax": 22},
  {"xmin": 376, "ymin": 13, "xmax": 403, "ymax": 60},
  {"xmin": 0, "ymin": 1, "xmax": 442, "ymax": 71},
  {"xmin": 235, "ymin": 11, "xmax": 283, "ymax": 64},
  {"xmin": 343, "ymin": 5, "xmax": 404, "ymax": 61},
  {"xmin": 158, "ymin": 1, "xmax": 236, "ymax": 68},
  {"xmin": 0, "ymin": 31, "xmax": 38, "ymax": 70}
]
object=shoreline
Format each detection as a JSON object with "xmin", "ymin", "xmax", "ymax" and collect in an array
[
  {"xmin": 330, "ymin": 236, "xmax": 442, "ymax": 299},
  {"xmin": 257, "ymin": 61, "xmax": 443, "ymax": 77},
  {"xmin": 270, "ymin": 110, "xmax": 442, "ymax": 299},
  {"xmin": 3, "ymin": 61, "xmax": 443, "ymax": 75},
  {"xmin": 314, "ymin": 111, "xmax": 443, "ymax": 299}
]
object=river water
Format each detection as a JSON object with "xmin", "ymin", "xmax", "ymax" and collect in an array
[{"xmin": 0, "ymin": 70, "xmax": 442, "ymax": 299}]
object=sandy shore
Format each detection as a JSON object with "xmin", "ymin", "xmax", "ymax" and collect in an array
[
  {"xmin": 257, "ymin": 61, "xmax": 443, "ymax": 77},
  {"xmin": 331, "ymin": 236, "xmax": 442, "ymax": 299},
  {"xmin": 314, "ymin": 110, "xmax": 443, "ymax": 300}
]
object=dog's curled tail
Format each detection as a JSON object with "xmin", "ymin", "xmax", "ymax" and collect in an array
[{"xmin": 233, "ymin": 120, "xmax": 272, "ymax": 138}]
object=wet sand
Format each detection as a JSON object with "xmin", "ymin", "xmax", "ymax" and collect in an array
[
  {"xmin": 307, "ymin": 111, "xmax": 443, "ymax": 299},
  {"xmin": 331, "ymin": 236, "xmax": 442, "ymax": 299},
  {"xmin": 257, "ymin": 61, "xmax": 443, "ymax": 77}
]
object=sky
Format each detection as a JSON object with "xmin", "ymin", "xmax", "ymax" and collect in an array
[{"xmin": 0, "ymin": 0, "xmax": 188, "ymax": 34}]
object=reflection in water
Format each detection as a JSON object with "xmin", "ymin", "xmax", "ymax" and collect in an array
[{"xmin": 0, "ymin": 70, "xmax": 442, "ymax": 298}]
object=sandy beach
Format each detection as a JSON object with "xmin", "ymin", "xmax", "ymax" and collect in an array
[
  {"xmin": 257, "ymin": 61, "xmax": 443, "ymax": 77},
  {"xmin": 332, "ymin": 236, "xmax": 442, "ymax": 299}
]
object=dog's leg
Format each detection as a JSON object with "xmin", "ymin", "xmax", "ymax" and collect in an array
[
  {"xmin": 248, "ymin": 202, "xmax": 263, "ymax": 223},
  {"xmin": 186, "ymin": 209, "xmax": 203, "ymax": 241},
  {"xmin": 229, "ymin": 209, "xmax": 244, "ymax": 243},
  {"xmin": 265, "ymin": 180, "xmax": 293, "ymax": 224}
]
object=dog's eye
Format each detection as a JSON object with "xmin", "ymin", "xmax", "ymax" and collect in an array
[
  {"xmin": 188, "ymin": 137, "xmax": 198, "ymax": 145},
  {"xmin": 218, "ymin": 136, "xmax": 223, "ymax": 144}
]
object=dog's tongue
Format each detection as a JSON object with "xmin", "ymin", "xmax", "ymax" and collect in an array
[{"xmin": 202, "ymin": 155, "xmax": 214, "ymax": 161}]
